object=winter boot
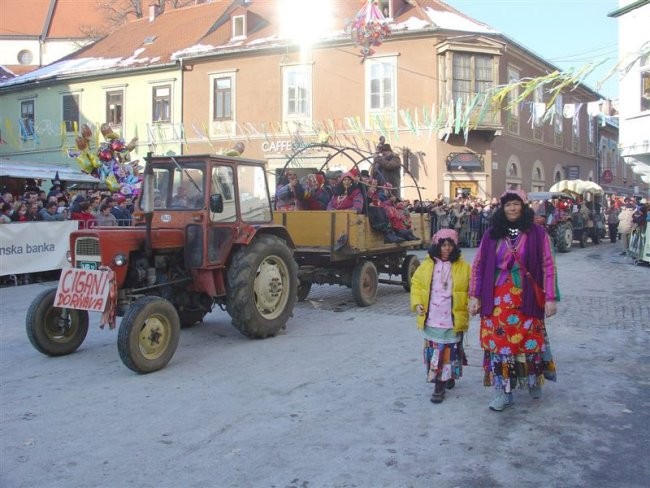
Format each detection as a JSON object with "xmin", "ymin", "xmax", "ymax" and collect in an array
[
  {"xmin": 446, "ymin": 379, "xmax": 456, "ymax": 390},
  {"xmin": 384, "ymin": 230, "xmax": 404, "ymax": 244},
  {"xmin": 489, "ymin": 391, "xmax": 514, "ymax": 411},
  {"xmin": 529, "ymin": 384, "xmax": 542, "ymax": 399},
  {"xmin": 430, "ymin": 381, "xmax": 446, "ymax": 404}
]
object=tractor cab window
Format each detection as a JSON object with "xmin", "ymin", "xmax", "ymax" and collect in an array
[
  {"xmin": 151, "ymin": 162, "xmax": 205, "ymax": 209},
  {"xmin": 211, "ymin": 166, "xmax": 236, "ymax": 222},
  {"xmin": 238, "ymin": 165, "xmax": 272, "ymax": 223}
]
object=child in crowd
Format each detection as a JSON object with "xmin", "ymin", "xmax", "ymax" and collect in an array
[{"xmin": 410, "ymin": 229, "xmax": 471, "ymax": 404}]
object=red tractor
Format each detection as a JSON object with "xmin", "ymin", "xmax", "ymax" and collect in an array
[{"xmin": 26, "ymin": 154, "xmax": 298, "ymax": 373}]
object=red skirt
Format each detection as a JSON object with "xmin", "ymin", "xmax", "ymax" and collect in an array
[{"xmin": 480, "ymin": 277, "xmax": 546, "ymax": 355}]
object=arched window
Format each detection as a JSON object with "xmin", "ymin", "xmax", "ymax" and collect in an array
[
  {"xmin": 532, "ymin": 161, "xmax": 545, "ymax": 192},
  {"xmin": 506, "ymin": 155, "xmax": 522, "ymax": 191},
  {"xmin": 554, "ymin": 170, "xmax": 562, "ymax": 182}
]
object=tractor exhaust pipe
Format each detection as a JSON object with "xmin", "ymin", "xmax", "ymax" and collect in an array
[{"xmin": 141, "ymin": 152, "xmax": 155, "ymax": 259}]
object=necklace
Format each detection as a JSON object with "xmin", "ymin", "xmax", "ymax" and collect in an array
[
  {"xmin": 507, "ymin": 227, "xmax": 520, "ymax": 241},
  {"xmin": 438, "ymin": 261, "xmax": 452, "ymax": 290}
]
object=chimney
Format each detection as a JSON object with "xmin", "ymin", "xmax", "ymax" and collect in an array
[{"xmin": 149, "ymin": 2, "xmax": 159, "ymax": 22}]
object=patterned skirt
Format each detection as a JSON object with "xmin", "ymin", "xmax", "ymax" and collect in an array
[
  {"xmin": 423, "ymin": 339, "xmax": 467, "ymax": 383},
  {"xmin": 480, "ymin": 278, "xmax": 557, "ymax": 391}
]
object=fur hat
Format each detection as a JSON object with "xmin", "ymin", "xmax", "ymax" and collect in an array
[
  {"xmin": 325, "ymin": 170, "xmax": 343, "ymax": 181},
  {"xmin": 432, "ymin": 228, "xmax": 458, "ymax": 245},
  {"xmin": 500, "ymin": 188, "xmax": 528, "ymax": 205}
]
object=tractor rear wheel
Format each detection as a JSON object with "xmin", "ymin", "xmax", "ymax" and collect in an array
[{"xmin": 226, "ymin": 235, "xmax": 298, "ymax": 338}]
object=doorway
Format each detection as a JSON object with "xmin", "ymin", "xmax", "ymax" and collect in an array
[{"xmin": 450, "ymin": 181, "xmax": 478, "ymax": 198}]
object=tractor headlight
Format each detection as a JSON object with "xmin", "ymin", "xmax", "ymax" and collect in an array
[
  {"xmin": 66, "ymin": 250, "xmax": 72, "ymax": 263},
  {"xmin": 114, "ymin": 254, "xmax": 127, "ymax": 266}
]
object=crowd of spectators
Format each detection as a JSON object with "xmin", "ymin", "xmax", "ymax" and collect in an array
[
  {"xmin": 0, "ymin": 183, "xmax": 135, "ymax": 228},
  {"xmin": 1, "ymin": 180, "xmax": 136, "ymax": 285}
]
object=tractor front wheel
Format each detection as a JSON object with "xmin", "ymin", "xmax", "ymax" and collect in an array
[
  {"xmin": 117, "ymin": 296, "xmax": 180, "ymax": 374},
  {"xmin": 26, "ymin": 288, "xmax": 89, "ymax": 356}
]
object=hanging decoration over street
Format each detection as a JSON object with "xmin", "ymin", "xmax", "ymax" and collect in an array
[
  {"xmin": 70, "ymin": 123, "xmax": 141, "ymax": 195},
  {"xmin": 349, "ymin": 0, "xmax": 391, "ymax": 62}
]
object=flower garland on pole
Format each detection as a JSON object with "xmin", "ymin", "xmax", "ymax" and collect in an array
[
  {"xmin": 70, "ymin": 123, "xmax": 141, "ymax": 196},
  {"xmin": 349, "ymin": 0, "xmax": 391, "ymax": 62}
]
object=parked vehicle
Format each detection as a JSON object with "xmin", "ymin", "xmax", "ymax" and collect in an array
[{"xmin": 26, "ymin": 154, "xmax": 298, "ymax": 373}]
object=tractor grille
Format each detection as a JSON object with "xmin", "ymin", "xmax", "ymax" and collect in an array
[{"xmin": 75, "ymin": 237, "xmax": 100, "ymax": 256}]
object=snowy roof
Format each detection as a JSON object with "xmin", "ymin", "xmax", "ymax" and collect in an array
[{"xmin": 0, "ymin": 1, "xmax": 502, "ymax": 89}]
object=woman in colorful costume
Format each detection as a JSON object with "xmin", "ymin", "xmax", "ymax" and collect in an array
[{"xmin": 469, "ymin": 189, "xmax": 559, "ymax": 411}]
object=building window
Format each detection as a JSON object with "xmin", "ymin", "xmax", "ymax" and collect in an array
[
  {"xmin": 506, "ymin": 65, "xmax": 520, "ymax": 135},
  {"xmin": 213, "ymin": 76, "xmax": 232, "ymax": 121},
  {"xmin": 453, "ymin": 54, "xmax": 494, "ymax": 101},
  {"xmin": 554, "ymin": 95, "xmax": 564, "ymax": 147},
  {"xmin": 232, "ymin": 15, "xmax": 246, "ymax": 39},
  {"xmin": 20, "ymin": 100, "xmax": 35, "ymax": 139},
  {"xmin": 62, "ymin": 94, "xmax": 80, "ymax": 132},
  {"xmin": 572, "ymin": 105, "xmax": 580, "ymax": 152},
  {"xmin": 641, "ymin": 53, "xmax": 650, "ymax": 112},
  {"xmin": 532, "ymin": 162, "xmax": 545, "ymax": 192},
  {"xmin": 554, "ymin": 170, "xmax": 563, "ymax": 182},
  {"xmin": 365, "ymin": 56, "xmax": 396, "ymax": 127},
  {"xmin": 283, "ymin": 65, "xmax": 312, "ymax": 122},
  {"xmin": 587, "ymin": 117, "xmax": 595, "ymax": 156},
  {"xmin": 152, "ymin": 85, "xmax": 171, "ymax": 123},
  {"xmin": 532, "ymin": 86, "xmax": 543, "ymax": 141},
  {"xmin": 106, "ymin": 90, "xmax": 124, "ymax": 130}
]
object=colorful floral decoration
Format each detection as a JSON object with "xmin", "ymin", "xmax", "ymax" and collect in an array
[
  {"xmin": 70, "ymin": 123, "xmax": 141, "ymax": 195},
  {"xmin": 349, "ymin": 0, "xmax": 391, "ymax": 62}
]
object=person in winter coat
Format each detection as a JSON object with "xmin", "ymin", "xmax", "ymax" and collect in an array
[
  {"xmin": 275, "ymin": 170, "xmax": 305, "ymax": 211},
  {"xmin": 71, "ymin": 201, "xmax": 97, "ymax": 229},
  {"xmin": 327, "ymin": 172, "xmax": 364, "ymax": 213},
  {"xmin": 605, "ymin": 206, "xmax": 619, "ymax": 243},
  {"xmin": 617, "ymin": 204, "xmax": 635, "ymax": 254},
  {"xmin": 469, "ymin": 189, "xmax": 559, "ymax": 412},
  {"xmin": 410, "ymin": 228, "xmax": 471, "ymax": 404}
]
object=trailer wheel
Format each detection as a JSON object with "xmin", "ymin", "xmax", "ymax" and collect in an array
[
  {"xmin": 556, "ymin": 222, "xmax": 572, "ymax": 253},
  {"xmin": 26, "ymin": 288, "xmax": 89, "ymax": 356},
  {"xmin": 352, "ymin": 260, "xmax": 378, "ymax": 307},
  {"xmin": 401, "ymin": 255, "xmax": 420, "ymax": 292},
  {"xmin": 227, "ymin": 234, "xmax": 298, "ymax": 338},
  {"xmin": 117, "ymin": 296, "xmax": 180, "ymax": 374},
  {"xmin": 297, "ymin": 279, "xmax": 312, "ymax": 302}
]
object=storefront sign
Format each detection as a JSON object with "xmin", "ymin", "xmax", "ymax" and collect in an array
[
  {"xmin": 446, "ymin": 153, "xmax": 483, "ymax": 172},
  {"xmin": 261, "ymin": 140, "xmax": 312, "ymax": 153}
]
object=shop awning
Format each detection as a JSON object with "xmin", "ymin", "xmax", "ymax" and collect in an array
[{"xmin": 0, "ymin": 159, "xmax": 99, "ymax": 183}]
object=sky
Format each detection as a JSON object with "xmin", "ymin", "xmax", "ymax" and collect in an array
[{"xmin": 445, "ymin": 0, "xmax": 620, "ymax": 100}]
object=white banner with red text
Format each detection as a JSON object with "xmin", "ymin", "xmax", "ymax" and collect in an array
[{"xmin": 0, "ymin": 221, "xmax": 76, "ymax": 276}]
